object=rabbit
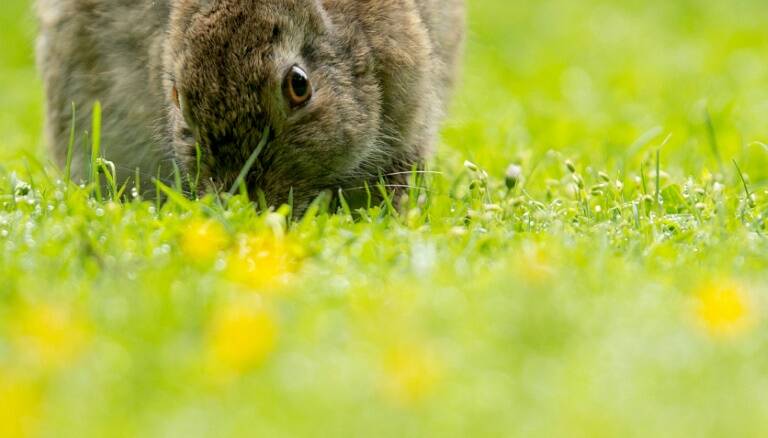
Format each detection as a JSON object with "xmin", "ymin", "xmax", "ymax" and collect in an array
[{"xmin": 36, "ymin": 0, "xmax": 466, "ymax": 212}]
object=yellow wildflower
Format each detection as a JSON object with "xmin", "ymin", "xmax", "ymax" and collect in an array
[
  {"xmin": 181, "ymin": 219, "xmax": 229, "ymax": 262},
  {"xmin": 11, "ymin": 303, "xmax": 89, "ymax": 370},
  {"xmin": 0, "ymin": 372, "xmax": 41, "ymax": 438},
  {"xmin": 226, "ymin": 233, "xmax": 303, "ymax": 292},
  {"xmin": 381, "ymin": 344, "xmax": 441, "ymax": 404},
  {"xmin": 520, "ymin": 242, "xmax": 554, "ymax": 283},
  {"xmin": 206, "ymin": 299, "xmax": 278, "ymax": 378},
  {"xmin": 694, "ymin": 281, "xmax": 754, "ymax": 338}
]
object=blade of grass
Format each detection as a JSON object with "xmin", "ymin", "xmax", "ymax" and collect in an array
[
  {"xmin": 376, "ymin": 177, "xmax": 397, "ymax": 217},
  {"xmin": 704, "ymin": 108, "xmax": 724, "ymax": 175},
  {"xmin": 408, "ymin": 164, "xmax": 420, "ymax": 210},
  {"xmin": 299, "ymin": 190, "xmax": 331, "ymax": 228},
  {"xmin": 364, "ymin": 181, "xmax": 372, "ymax": 210},
  {"xmin": 733, "ymin": 159, "xmax": 755, "ymax": 208},
  {"xmin": 193, "ymin": 142, "xmax": 202, "ymax": 196},
  {"xmin": 655, "ymin": 149, "xmax": 660, "ymax": 211},
  {"xmin": 134, "ymin": 167, "xmax": 141, "ymax": 200},
  {"xmin": 154, "ymin": 179, "xmax": 196, "ymax": 211},
  {"xmin": 287, "ymin": 187, "xmax": 294, "ymax": 223},
  {"xmin": 171, "ymin": 159, "xmax": 184, "ymax": 193},
  {"xmin": 116, "ymin": 179, "xmax": 130, "ymax": 200},
  {"xmin": 338, "ymin": 188, "xmax": 353, "ymax": 217},
  {"xmin": 624, "ymin": 126, "xmax": 663, "ymax": 160},
  {"xmin": 228, "ymin": 126, "xmax": 270, "ymax": 196},
  {"xmin": 155, "ymin": 167, "xmax": 162, "ymax": 212},
  {"xmin": 749, "ymin": 141, "xmax": 768, "ymax": 153},
  {"xmin": 653, "ymin": 134, "xmax": 672, "ymax": 213},
  {"xmin": 98, "ymin": 158, "xmax": 118, "ymax": 199},
  {"xmin": 90, "ymin": 101, "xmax": 103, "ymax": 202},
  {"xmin": 256, "ymin": 189, "xmax": 268, "ymax": 211},
  {"xmin": 65, "ymin": 102, "xmax": 76, "ymax": 185}
]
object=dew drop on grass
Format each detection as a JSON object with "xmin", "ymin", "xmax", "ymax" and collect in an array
[
  {"xmin": 412, "ymin": 242, "xmax": 437, "ymax": 275},
  {"xmin": 152, "ymin": 244, "xmax": 171, "ymax": 257},
  {"xmin": 330, "ymin": 275, "xmax": 351, "ymax": 291}
]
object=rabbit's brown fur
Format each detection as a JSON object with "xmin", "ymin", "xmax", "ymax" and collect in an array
[{"xmin": 37, "ymin": 0, "xmax": 465, "ymax": 210}]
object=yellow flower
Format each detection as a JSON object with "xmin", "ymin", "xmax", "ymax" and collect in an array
[
  {"xmin": 520, "ymin": 242, "xmax": 554, "ymax": 283},
  {"xmin": 226, "ymin": 233, "xmax": 303, "ymax": 292},
  {"xmin": 206, "ymin": 299, "xmax": 277, "ymax": 378},
  {"xmin": 181, "ymin": 219, "xmax": 229, "ymax": 262},
  {"xmin": 0, "ymin": 372, "xmax": 41, "ymax": 438},
  {"xmin": 694, "ymin": 281, "xmax": 754, "ymax": 338},
  {"xmin": 381, "ymin": 344, "xmax": 441, "ymax": 404},
  {"xmin": 11, "ymin": 303, "xmax": 89, "ymax": 370}
]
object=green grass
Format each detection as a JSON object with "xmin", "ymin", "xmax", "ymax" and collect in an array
[{"xmin": 3, "ymin": 0, "xmax": 768, "ymax": 436}]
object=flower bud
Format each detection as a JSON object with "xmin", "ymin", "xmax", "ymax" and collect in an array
[{"xmin": 505, "ymin": 164, "xmax": 522, "ymax": 190}]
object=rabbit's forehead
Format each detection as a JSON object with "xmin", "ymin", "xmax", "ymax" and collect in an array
[
  {"xmin": 177, "ymin": 0, "xmax": 326, "ymax": 33},
  {"xmin": 175, "ymin": 0, "xmax": 323, "ymax": 66},
  {"xmin": 174, "ymin": 0, "xmax": 329, "ymax": 88}
]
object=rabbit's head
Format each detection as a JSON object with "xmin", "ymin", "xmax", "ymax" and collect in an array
[{"xmin": 163, "ymin": 0, "xmax": 387, "ymax": 209}]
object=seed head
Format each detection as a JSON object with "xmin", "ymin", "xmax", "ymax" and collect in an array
[
  {"xmin": 463, "ymin": 160, "xmax": 480, "ymax": 172},
  {"xmin": 505, "ymin": 164, "xmax": 522, "ymax": 190}
]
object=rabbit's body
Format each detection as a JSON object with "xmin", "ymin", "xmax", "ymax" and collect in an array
[
  {"xmin": 37, "ymin": 0, "xmax": 465, "ymax": 208},
  {"xmin": 37, "ymin": 1, "xmax": 172, "ymax": 186}
]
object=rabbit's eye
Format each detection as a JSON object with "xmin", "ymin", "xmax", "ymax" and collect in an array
[
  {"xmin": 171, "ymin": 85, "xmax": 181, "ymax": 109},
  {"xmin": 283, "ymin": 65, "xmax": 312, "ymax": 108}
]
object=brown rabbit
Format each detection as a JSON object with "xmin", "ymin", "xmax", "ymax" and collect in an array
[{"xmin": 36, "ymin": 0, "xmax": 465, "ymax": 211}]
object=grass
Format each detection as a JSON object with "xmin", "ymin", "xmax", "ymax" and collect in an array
[{"xmin": 2, "ymin": 0, "xmax": 768, "ymax": 436}]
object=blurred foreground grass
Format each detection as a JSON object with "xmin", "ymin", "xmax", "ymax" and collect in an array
[{"xmin": 2, "ymin": 0, "xmax": 768, "ymax": 436}]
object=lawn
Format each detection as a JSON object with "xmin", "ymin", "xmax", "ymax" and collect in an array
[{"xmin": 2, "ymin": 0, "xmax": 768, "ymax": 436}]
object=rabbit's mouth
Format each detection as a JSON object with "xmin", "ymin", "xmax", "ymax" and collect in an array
[
  {"xmin": 194, "ymin": 166, "xmax": 415, "ymax": 217},
  {"xmin": 176, "ymin": 117, "xmax": 418, "ymax": 215}
]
